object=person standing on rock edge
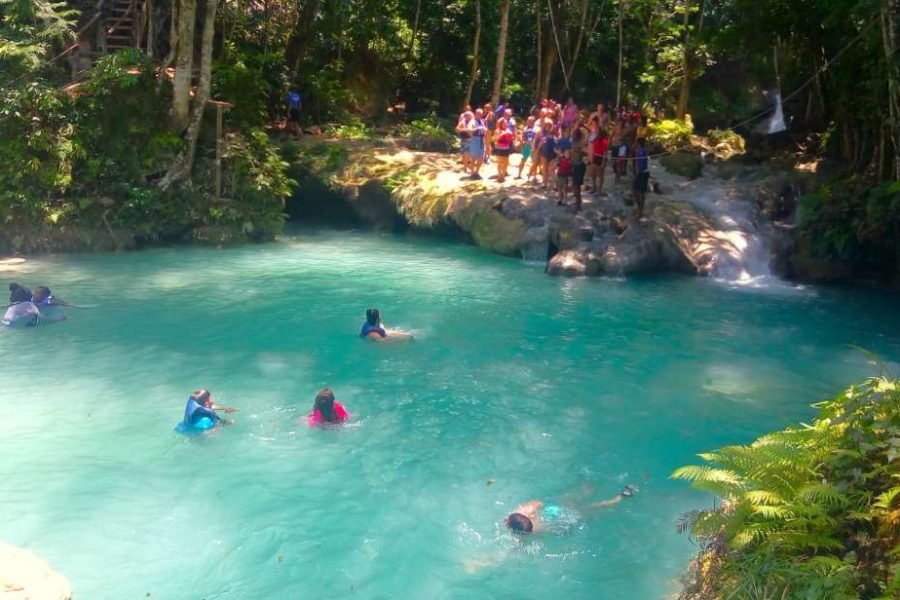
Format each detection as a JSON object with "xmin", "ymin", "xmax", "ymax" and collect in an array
[
  {"xmin": 467, "ymin": 109, "xmax": 488, "ymax": 179},
  {"xmin": 287, "ymin": 90, "xmax": 302, "ymax": 137},
  {"xmin": 633, "ymin": 137, "xmax": 650, "ymax": 221},
  {"xmin": 569, "ymin": 124, "xmax": 588, "ymax": 213}
]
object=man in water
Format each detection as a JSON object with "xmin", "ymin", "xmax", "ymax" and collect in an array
[{"xmin": 31, "ymin": 285, "xmax": 69, "ymax": 322}]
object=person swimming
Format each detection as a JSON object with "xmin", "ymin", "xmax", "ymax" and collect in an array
[
  {"xmin": 31, "ymin": 285, "xmax": 68, "ymax": 322},
  {"xmin": 505, "ymin": 486, "xmax": 638, "ymax": 535},
  {"xmin": 2, "ymin": 285, "xmax": 40, "ymax": 328},
  {"xmin": 175, "ymin": 389, "xmax": 238, "ymax": 434},
  {"xmin": 306, "ymin": 387, "xmax": 350, "ymax": 427},
  {"xmin": 359, "ymin": 308, "xmax": 413, "ymax": 342}
]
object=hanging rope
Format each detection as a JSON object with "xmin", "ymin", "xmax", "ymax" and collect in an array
[{"xmin": 546, "ymin": 0, "xmax": 570, "ymax": 92}]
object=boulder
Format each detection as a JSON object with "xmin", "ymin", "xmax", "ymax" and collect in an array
[
  {"xmin": 661, "ymin": 151, "xmax": 704, "ymax": 180},
  {"xmin": 546, "ymin": 247, "xmax": 602, "ymax": 276},
  {"xmin": 454, "ymin": 199, "xmax": 526, "ymax": 256},
  {"xmin": 0, "ymin": 543, "xmax": 72, "ymax": 600}
]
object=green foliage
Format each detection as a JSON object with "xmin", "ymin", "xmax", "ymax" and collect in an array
[
  {"xmin": 706, "ymin": 128, "xmax": 745, "ymax": 155},
  {"xmin": 328, "ymin": 116, "xmax": 375, "ymax": 140},
  {"xmin": 0, "ymin": 0, "xmax": 77, "ymax": 79},
  {"xmin": 213, "ymin": 47, "xmax": 286, "ymax": 130},
  {"xmin": 674, "ymin": 377, "xmax": 900, "ymax": 599},
  {"xmin": 798, "ymin": 180, "xmax": 900, "ymax": 279},
  {"xmin": 648, "ymin": 118, "xmax": 693, "ymax": 151},
  {"xmin": 392, "ymin": 116, "xmax": 457, "ymax": 152}
]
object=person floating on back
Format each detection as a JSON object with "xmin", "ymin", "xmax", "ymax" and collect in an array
[
  {"xmin": 505, "ymin": 485, "xmax": 638, "ymax": 535},
  {"xmin": 359, "ymin": 308, "xmax": 413, "ymax": 342},
  {"xmin": 306, "ymin": 388, "xmax": 350, "ymax": 427},
  {"xmin": 175, "ymin": 389, "xmax": 237, "ymax": 434},
  {"xmin": 2, "ymin": 284, "xmax": 40, "ymax": 328}
]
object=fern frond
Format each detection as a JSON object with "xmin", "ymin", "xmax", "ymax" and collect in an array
[
  {"xmin": 797, "ymin": 483, "xmax": 850, "ymax": 508},
  {"xmin": 874, "ymin": 486, "xmax": 900, "ymax": 510}
]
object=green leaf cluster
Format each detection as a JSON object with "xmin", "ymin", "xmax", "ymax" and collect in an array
[{"xmin": 674, "ymin": 377, "xmax": 900, "ymax": 599}]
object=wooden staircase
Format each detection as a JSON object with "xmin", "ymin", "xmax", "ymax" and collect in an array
[{"xmin": 98, "ymin": 0, "xmax": 140, "ymax": 53}]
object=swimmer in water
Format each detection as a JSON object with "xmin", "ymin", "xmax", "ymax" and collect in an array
[
  {"xmin": 2, "ymin": 285, "xmax": 40, "ymax": 327},
  {"xmin": 305, "ymin": 387, "xmax": 350, "ymax": 427},
  {"xmin": 505, "ymin": 485, "xmax": 638, "ymax": 534},
  {"xmin": 464, "ymin": 485, "xmax": 639, "ymax": 572},
  {"xmin": 178, "ymin": 389, "xmax": 238, "ymax": 433},
  {"xmin": 31, "ymin": 286, "xmax": 69, "ymax": 321},
  {"xmin": 359, "ymin": 308, "xmax": 413, "ymax": 342}
]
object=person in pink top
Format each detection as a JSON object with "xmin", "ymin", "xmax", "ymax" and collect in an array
[{"xmin": 306, "ymin": 388, "xmax": 350, "ymax": 427}]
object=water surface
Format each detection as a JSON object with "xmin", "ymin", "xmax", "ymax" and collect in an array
[{"xmin": 1, "ymin": 229, "xmax": 898, "ymax": 599}]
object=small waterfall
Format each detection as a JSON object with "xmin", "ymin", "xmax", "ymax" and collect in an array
[{"xmin": 681, "ymin": 181, "xmax": 778, "ymax": 286}]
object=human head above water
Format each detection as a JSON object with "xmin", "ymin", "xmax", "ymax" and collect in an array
[
  {"xmin": 191, "ymin": 389, "xmax": 212, "ymax": 406},
  {"xmin": 365, "ymin": 308, "xmax": 381, "ymax": 326},
  {"xmin": 313, "ymin": 387, "xmax": 338, "ymax": 421},
  {"xmin": 505, "ymin": 512, "xmax": 534, "ymax": 534},
  {"xmin": 32, "ymin": 286, "xmax": 51, "ymax": 302},
  {"xmin": 9, "ymin": 284, "xmax": 31, "ymax": 303}
]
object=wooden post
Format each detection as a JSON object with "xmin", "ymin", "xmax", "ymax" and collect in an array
[{"xmin": 210, "ymin": 100, "xmax": 233, "ymax": 199}]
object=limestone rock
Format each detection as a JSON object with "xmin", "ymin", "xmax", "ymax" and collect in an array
[
  {"xmin": 661, "ymin": 152, "xmax": 704, "ymax": 180},
  {"xmin": 0, "ymin": 543, "xmax": 72, "ymax": 600},
  {"xmin": 546, "ymin": 247, "xmax": 601, "ymax": 276}
]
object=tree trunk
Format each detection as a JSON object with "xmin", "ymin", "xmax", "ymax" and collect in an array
[
  {"xmin": 882, "ymin": 0, "xmax": 900, "ymax": 179},
  {"xmin": 616, "ymin": 0, "xmax": 624, "ymax": 108},
  {"xmin": 535, "ymin": 0, "xmax": 542, "ymax": 101},
  {"xmin": 676, "ymin": 0, "xmax": 694, "ymax": 120},
  {"xmin": 539, "ymin": 27, "xmax": 555, "ymax": 100},
  {"xmin": 464, "ymin": 0, "xmax": 481, "ymax": 108},
  {"xmin": 491, "ymin": 0, "xmax": 511, "ymax": 106},
  {"xmin": 564, "ymin": 2, "xmax": 604, "ymax": 87},
  {"xmin": 171, "ymin": 0, "xmax": 197, "ymax": 131},
  {"xmin": 160, "ymin": 0, "xmax": 218, "ymax": 189},
  {"xmin": 286, "ymin": 0, "xmax": 321, "ymax": 85}
]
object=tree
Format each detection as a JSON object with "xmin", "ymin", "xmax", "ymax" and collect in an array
[
  {"xmin": 491, "ymin": 0, "xmax": 511, "ymax": 106},
  {"xmin": 171, "ymin": 0, "xmax": 197, "ymax": 130},
  {"xmin": 161, "ymin": 0, "xmax": 218, "ymax": 188},
  {"xmin": 463, "ymin": 0, "xmax": 481, "ymax": 108},
  {"xmin": 675, "ymin": 0, "xmax": 704, "ymax": 120}
]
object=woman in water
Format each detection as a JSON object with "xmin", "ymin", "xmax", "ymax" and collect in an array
[
  {"xmin": 177, "ymin": 389, "xmax": 237, "ymax": 433},
  {"xmin": 306, "ymin": 388, "xmax": 350, "ymax": 427},
  {"xmin": 359, "ymin": 308, "xmax": 413, "ymax": 342}
]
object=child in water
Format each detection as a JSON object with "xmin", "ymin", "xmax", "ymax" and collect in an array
[
  {"xmin": 359, "ymin": 308, "xmax": 413, "ymax": 342},
  {"xmin": 306, "ymin": 388, "xmax": 350, "ymax": 427}
]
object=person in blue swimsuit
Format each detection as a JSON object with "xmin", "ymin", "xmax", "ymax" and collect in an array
[
  {"xmin": 505, "ymin": 485, "xmax": 638, "ymax": 535},
  {"xmin": 360, "ymin": 308, "xmax": 413, "ymax": 342},
  {"xmin": 176, "ymin": 389, "xmax": 238, "ymax": 434}
]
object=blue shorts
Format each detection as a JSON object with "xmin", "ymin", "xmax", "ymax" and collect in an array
[{"xmin": 468, "ymin": 137, "xmax": 485, "ymax": 159}]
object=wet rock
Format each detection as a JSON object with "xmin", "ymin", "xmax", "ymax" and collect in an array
[
  {"xmin": 546, "ymin": 247, "xmax": 601, "ymax": 276},
  {"xmin": 0, "ymin": 543, "xmax": 72, "ymax": 600}
]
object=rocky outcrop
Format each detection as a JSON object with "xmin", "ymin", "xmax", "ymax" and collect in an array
[
  {"xmin": 0, "ymin": 543, "xmax": 72, "ymax": 600},
  {"xmin": 292, "ymin": 139, "xmax": 796, "ymax": 278}
]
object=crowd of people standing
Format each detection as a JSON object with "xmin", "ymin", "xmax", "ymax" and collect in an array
[{"xmin": 455, "ymin": 98, "xmax": 653, "ymax": 220}]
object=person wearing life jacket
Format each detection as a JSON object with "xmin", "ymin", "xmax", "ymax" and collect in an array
[
  {"xmin": 359, "ymin": 308, "xmax": 413, "ymax": 342},
  {"xmin": 2, "ymin": 285, "xmax": 40, "ymax": 328},
  {"xmin": 305, "ymin": 388, "xmax": 350, "ymax": 427},
  {"xmin": 176, "ymin": 389, "xmax": 237, "ymax": 433},
  {"xmin": 31, "ymin": 285, "xmax": 68, "ymax": 322}
]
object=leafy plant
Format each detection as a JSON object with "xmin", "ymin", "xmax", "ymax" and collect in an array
[
  {"xmin": 393, "ymin": 116, "xmax": 456, "ymax": 152},
  {"xmin": 674, "ymin": 377, "xmax": 900, "ymax": 599},
  {"xmin": 648, "ymin": 118, "xmax": 693, "ymax": 151}
]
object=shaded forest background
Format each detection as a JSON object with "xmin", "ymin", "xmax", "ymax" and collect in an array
[{"xmin": 0, "ymin": 0, "xmax": 898, "ymax": 279}]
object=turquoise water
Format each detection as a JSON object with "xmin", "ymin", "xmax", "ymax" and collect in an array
[{"xmin": 2, "ymin": 229, "xmax": 899, "ymax": 599}]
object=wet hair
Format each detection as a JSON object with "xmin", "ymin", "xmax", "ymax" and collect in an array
[
  {"xmin": 506, "ymin": 513, "xmax": 534, "ymax": 534},
  {"xmin": 191, "ymin": 389, "xmax": 211, "ymax": 405},
  {"xmin": 9, "ymin": 284, "xmax": 31, "ymax": 303},
  {"xmin": 365, "ymin": 308, "xmax": 381, "ymax": 326},
  {"xmin": 314, "ymin": 387, "xmax": 337, "ymax": 422},
  {"xmin": 32, "ymin": 285, "xmax": 51, "ymax": 302}
]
